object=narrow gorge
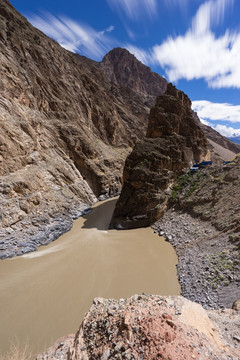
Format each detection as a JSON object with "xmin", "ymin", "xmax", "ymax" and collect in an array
[{"xmin": 0, "ymin": 1, "xmax": 240, "ymax": 359}]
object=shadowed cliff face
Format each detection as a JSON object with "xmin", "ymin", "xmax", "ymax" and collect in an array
[
  {"xmin": 0, "ymin": 0, "xmax": 167, "ymax": 258},
  {"xmin": 110, "ymin": 84, "xmax": 209, "ymax": 229}
]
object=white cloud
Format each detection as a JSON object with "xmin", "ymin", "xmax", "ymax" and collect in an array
[
  {"xmin": 192, "ymin": 100, "xmax": 240, "ymax": 123},
  {"xmin": 163, "ymin": 0, "xmax": 192, "ymax": 10},
  {"xmin": 199, "ymin": 118, "xmax": 211, "ymax": 126},
  {"xmin": 106, "ymin": 0, "xmax": 157, "ymax": 20},
  {"xmin": 124, "ymin": 44, "xmax": 153, "ymax": 64},
  {"xmin": 193, "ymin": 100, "xmax": 240, "ymax": 137},
  {"xmin": 214, "ymin": 124, "xmax": 240, "ymax": 137},
  {"xmin": 152, "ymin": 0, "xmax": 240, "ymax": 88},
  {"xmin": 125, "ymin": 27, "xmax": 136, "ymax": 40},
  {"xmin": 28, "ymin": 13, "xmax": 115, "ymax": 59},
  {"xmin": 192, "ymin": 0, "xmax": 233, "ymax": 34}
]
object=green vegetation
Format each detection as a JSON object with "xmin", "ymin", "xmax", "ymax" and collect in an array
[
  {"xmin": 186, "ymin": 172, "xmax": 203, "ymax": 197},
  {"xmin": 171, "ymin": 171, "xmax": 204, "ymax": 200},
  {"xmin": 207, "ymin": 250, "xmax": 236, "ymax": 289},
  {"xmin": 171, "ymin": 171, "xmax": 192, "ymax": 199}
]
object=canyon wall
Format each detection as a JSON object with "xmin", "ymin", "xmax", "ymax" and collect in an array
[
  {"xmin": 0, "ymin": 0, "xmax": 167, "ymax": 258},
  {"xmin": 0, "ymin": 0, "xmax": 239, "ymax": 257},
  {"xmin": 110, "ymin": 84, "xmax": 209, "ymax": 229}
]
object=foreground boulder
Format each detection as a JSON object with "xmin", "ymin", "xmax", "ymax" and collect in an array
[
  {"xmin": 110, "ymin": 84, "xmax": 209, "ymax": 229},
  {"xmin": 37, "ymin": 295, "xmax": 240, "ymax": 360}
]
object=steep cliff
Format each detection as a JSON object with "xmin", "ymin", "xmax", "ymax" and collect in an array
[
  {"xmin": 110, "ymin": 84, "xmax": 209, "ymax": 229},
  {"xmin": 0, "ymin": 0, "xmax": 167, "ymax": 258},
  {"xmin": 0, "ymin": 0, "xmax": 239, "ymax": 257},
  {"xmin": 101, "ymin": 47, "xmax": 167, "ymax": 107}
]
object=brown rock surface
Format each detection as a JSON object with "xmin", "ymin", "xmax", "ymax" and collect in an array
[
  {"xmin": 0, "ymin": 0, "xmax": 239, "ymax": 257},
  {"xmin": 110, "ymin": 84, "xmax": 209, "ymax": 229},
  {"xmin": 153, "ymin": 154, "xmax": 240, "ymax": 309},
  {"xmin": 0, "ymin": 0, "xmax": 167, "ymax": 258},
  {"xmin": 37, "ymin": 295, "xmax": 240, "ymax": 360},
  {"xmin": 192, "ymin": 112, "xmax": 240, "ymax": 163},
  {"xmin": 101, "ymin": 47, "xmax": 167, "ymax": 107}
]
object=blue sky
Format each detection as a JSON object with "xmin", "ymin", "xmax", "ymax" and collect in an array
[{"xmin": 11, "ymin": 0, "xmax": 240, "ymax": 138}]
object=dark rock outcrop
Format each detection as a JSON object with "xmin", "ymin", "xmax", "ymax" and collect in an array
[{"xmin": 110, "ymin": 84, "xmax": 209, "ymax": 229}]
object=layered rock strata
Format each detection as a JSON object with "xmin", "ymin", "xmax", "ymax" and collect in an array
[
  {"xmin": 1, "ymin": 0, "xmax": 239, "ymax": 257},
  {"xmin": 37, "ymin": 295, "xmax": 240, "ymax": 360},
  {"xmin": 101, "ymin": 47, "xmax": 167, "ymax": 107},
  {"xmin": 110, "ymin": 84, "xmax": 209, "ymax": 229},
  {"xmin": 0, "ymin": 0, "xmax": 167, "ymax": 258}
]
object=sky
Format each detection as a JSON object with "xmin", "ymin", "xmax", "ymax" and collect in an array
[{"xmin": 11, "ymin": 0, "xmax": 240, "ymax": 139}]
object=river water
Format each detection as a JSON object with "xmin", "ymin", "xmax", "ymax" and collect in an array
[{"xmin": 0, "ymin": 198, "xmax": 180, "ymax": 357}]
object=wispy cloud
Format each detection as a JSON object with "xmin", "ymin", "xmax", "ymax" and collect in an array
[
  {"xmin": 214, "ymin": 124, "xmax": 240, "ymax": 137},
  {"xmin": 124, "ymin": 44, "xmax": 153, "ymax": 64},
  {"xmin": 192, "ymin": 0, "xmax": 233, "ymax": 34},
  {"xmin": 163, "ymin": 0, "xmax": 191, "ymax": 10},
  {"xmin": 152, "ymin": 0, "xmax": 240, "ymax": 88},
  {"xmin": 193, "ymin": 99, "xmax": 240, "ymax": 137},
  {"xmin": 192, "ymin": 100, "xmax": 240, "ymax": 123},
  {"xmin": 106, "ymin": 0, "xmax": 158, "ymax": 20},
  {"xmin": 28, "ymin": 13, "xmax": 115, "ymax": 59}
]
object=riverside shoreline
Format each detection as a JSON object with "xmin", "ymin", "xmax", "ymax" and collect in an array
[
  {"xmin": 152, "ymin": 208, "xmax": 240, "ymax": 310},
  {"xmin": 0, "ymin": 204, "xmax": 92, "ymax": 260}
]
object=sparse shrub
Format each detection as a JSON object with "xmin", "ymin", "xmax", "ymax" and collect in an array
[
  {"xmin": 170, "ymin": 170, "xmax": 204, "ymax": 201},
  {"xmin": 0, "ymin": 341, "xmax": 32, "ymax": 360},
  {"xmin": 207, "ymin": 250, "xmax": 236, "ymax": 289}
]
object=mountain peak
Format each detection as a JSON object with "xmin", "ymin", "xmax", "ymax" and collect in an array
[{"xmin": 101, "ymin": 47, "xmax": 167, "ymax": 105}]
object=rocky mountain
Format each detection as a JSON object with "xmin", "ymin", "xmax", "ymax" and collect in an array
[
  {"xmin": 228, "ymin": 136, "xmax": 240, "ymax": 145},
  {"xmin": 37, "ymin": 295, "xmax": 240, "ymax": 360},
  {"xmin": 100, "ymin": 47, "xmax": 167, "ymax": 107},
  {"xmin": 192, "ymin": 112, "xmax": 240, "ymax": 163},
  {"xmin": 0, "ymin": 0, "xmax": 239, "ymax": 258},
  {"xmin": 0, "ymin": 0, "xmax": 167, "ymax": 258},
  {"xmin": 110, "ymin": 84, "xmax": 209, "ymax": 229}
]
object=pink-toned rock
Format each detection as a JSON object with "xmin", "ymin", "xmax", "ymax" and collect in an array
[{"xmin": 37, "ymin": 295, "xmax": 240, "ymax": 360}]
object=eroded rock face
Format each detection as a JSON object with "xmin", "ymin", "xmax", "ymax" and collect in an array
[
  {"xmin": 0, "ymin": 1, "xmax": 167, "ymax": 258},
  {"xmin": 110, "ymin": 84, "xmax": 209, "ymax": 229},
  {"xmin": 37, "ymin": 295, "xmax": 240, "ymax": 360},
  {"xmin": 101, "ymin": 47, "xmax": 167, "ymax": 107}
]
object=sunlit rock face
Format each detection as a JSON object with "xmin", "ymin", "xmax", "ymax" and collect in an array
[
  {"xmin": 0, "ymin": 0, "xmax": 168, "ymax": 258},
  {"xmin": 110, "ymin": 84, "xmax": 209, "ymax": 229},
  {"xmin": 37, "ymin": 295, "xmax": 240, "ymax": 360}
]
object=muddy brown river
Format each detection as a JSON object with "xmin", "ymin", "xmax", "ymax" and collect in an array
[{"xmin": 0, "ymin": 198, "xmax": 180, "ymax": 357}]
